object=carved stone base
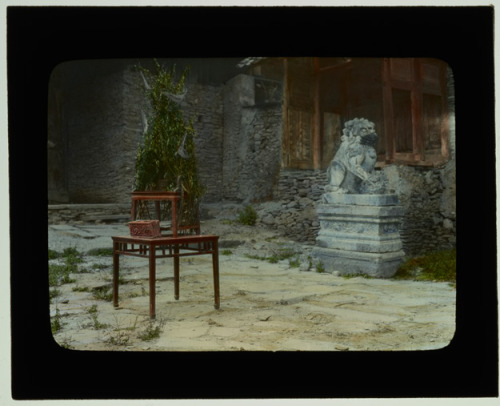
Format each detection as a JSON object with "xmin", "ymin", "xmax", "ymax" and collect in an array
[{"xmin": 311, "ymin": 194, "xmax": 405, "ymax": 278}]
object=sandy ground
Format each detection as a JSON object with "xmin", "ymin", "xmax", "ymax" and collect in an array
[{"xmin": 48, "ymin": 218, "xmax": 456, "ymax": 352}]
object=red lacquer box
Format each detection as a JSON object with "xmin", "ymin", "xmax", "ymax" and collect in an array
[{"xmin": 128, "ymin": 220, "xmax": 161, "ymax": 238}]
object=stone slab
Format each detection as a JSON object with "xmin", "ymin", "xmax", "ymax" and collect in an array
[
  {"xmin": 316, "ymin": 203, "xmax": 404, "ymax": 218},
  {"xmin": 311, "ymin": 246, "xmax": 404, "ymax": 278},
  {"xmin": 316, "ymin": 234, "xmax": 403, "ymax": 253},
  {"xmin": 313, "ymin": 194, "xmax": 405, "ymax": 278},
  {"xmin": 49, "ymin": 225, "xmax": 97, "ymax": 239},
  {"xmin": 322, "ymin": 193, "xmax": 400, "ymax": 206}
]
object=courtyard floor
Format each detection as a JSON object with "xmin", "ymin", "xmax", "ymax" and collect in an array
[{"xmin": 48, "ymin": 218, "xmax": 456, "ymax": 352}]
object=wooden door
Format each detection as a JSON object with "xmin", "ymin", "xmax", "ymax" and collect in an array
[{"xmin": 282, "ymin": 58, "xmax": 316, "ymax": 169}]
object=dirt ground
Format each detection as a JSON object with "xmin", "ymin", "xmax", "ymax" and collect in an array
[{"xmin": 49, "ymin": 218, "xmax": 456, "ymax": 352}]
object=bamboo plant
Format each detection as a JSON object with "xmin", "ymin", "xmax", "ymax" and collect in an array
[{"xmin": 134, "ymin": 59, "xmax": 204, "ymax": 227}]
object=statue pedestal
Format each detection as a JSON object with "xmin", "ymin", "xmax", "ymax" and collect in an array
[{"xmin": 312, "ymin": 194, "xmax": 405, "ymax": 278}]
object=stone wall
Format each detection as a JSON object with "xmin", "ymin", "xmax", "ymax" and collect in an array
[
  {"xmin": 180, "ymin": 82, "xmax": 224, "ymax": 203},
  {"xmin": 48, "ymin": 204, "xmax": 130, "ymax": 224},
  {"xmin": 384, "ymin": 163, "xmax": 456, "ymax": 256},
  {"xmin": 257, "ymin": 169, "xmax": 327, "ymax": 244},
  {"xmin": 222, "ymin": 74, "xmax": 283, "ymax": 203},
  {"xmin": 48, "ymin": 60, "xmax": 142, "ymax": 204},
  {"xmin": 48, "ymin": 60, "xmax": 227, "ymax": 205}
]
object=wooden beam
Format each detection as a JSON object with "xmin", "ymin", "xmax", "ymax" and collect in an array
[
  {"xmin": 381, "ymin": 58, "xmax": 395, "ymax": 163},
  {"xmin": 313, "ymin": 57, "xmax": 321, "ymax": 169},
  {"xmin": 440, "ymin": 64, "xmax": 451, "ymax": 160},
  {"xmin": 282, "ymin": 57, "xmax": 289, "ymax": 168}
]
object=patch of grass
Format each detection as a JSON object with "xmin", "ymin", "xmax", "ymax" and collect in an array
[
  {"xmin": 316, "ymin": 262, "xmax": 325, "ymax": 273},
  {"xmin": 92, "ymin": 263, "xmax": 109, "ymax": 270},
  {"xmin": 274, "ymin": 248, "xmax": 296, "ymax": 261},
  {"xmin": 245, "ymin": 253, "xmax": 267, "ymax": 261},
  {"xmin": 105, "ymin": 315, "xmax": 137, "ymax": 347},
  {"xmin": 138, "ymin": 319, "xmax": 165, "ymax": 342},
  {"xmin": 48, "ymin": 247, "xmax": 85, "ymax": 286},
  {"xmin": 267, "ymin": 256, "xmax": 279, "ymax": 264},
  {"xmin": 393, "ymin": 248, "xmax": 456, "ymax": 282},
  {"xmin": 341, "ymin": 273, "xmax": 374, "ymax": 280},
  {"xmin": 237, "ymin": 205, "xmax": 257, "ymax": 226},
  {"xmin": 51, "ymin": 308, "xmax": 64, "ymax": 334},
  {"xmin": 62, "ymin": 247, "xmax": 83, "ymax": 265},
  {"xmin": 221, "ymin": 249, "xmax": 233, "ymax": 256},
  {"xmin": 86, "ymin": 305, "xmax": 109, "ymax": 330},
  {"xmin": 87, "ymin": 248, "xmax": 114, "ymax": 257},
  {"xmin": 49, "ymin": 288, "xmax": 61, "ymax": 302},
  {"xmin": 246, "ymin": 248, "xmax": 299, "ymax": 265},
  {"xmin": 92, "ymin": 286, "xmax": 113, "ymax": 302},
  {"xmin": 288, "ymin": 258, "xmax": 301, "ymax": 268},
  {"xmin": 48, "ymin": 249, "xmax": 60, "ymax": 260},
  {"xmin": 72, "ymin": 285, "xmax": 90, "ymax": 293},
  {"xmin": 106, "ymin": 331, "xmax": 130, "ymax": 346},
  {"xmin": 49, "ymin": 263, "xmax": 76, "ymax": 286}
]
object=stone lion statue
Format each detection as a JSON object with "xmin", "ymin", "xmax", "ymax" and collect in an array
[{"xmin": 324, "ymin": 117, "xmax": 386, "ymax": 198}]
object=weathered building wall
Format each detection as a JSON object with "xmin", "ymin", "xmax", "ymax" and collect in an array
[
  {"xmin": 48, "ymin": 60, "xmax": 141, "ymax": 204},
  {"xmin": 222, "ymin": 74, "xmax": 283, "ymax": 202},
  {"xmin": 48, "ymin": 59, "xmax": 229, "ymax": 205},
  {"xmin": 180, "ymin": 82, "xmax": 224, "ymax": 203}
]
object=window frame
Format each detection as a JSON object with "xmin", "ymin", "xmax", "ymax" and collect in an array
[{"xmin": 381, "ymin": 58, "xmax": 450, "ymax": 167}]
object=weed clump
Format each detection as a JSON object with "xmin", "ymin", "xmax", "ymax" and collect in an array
[
  {"xmin": 245, "ymin": 248, "xmax": 299, "ymax": 265},
  {"xmin": 393, "ymin": 248, "xmax": 456, "ymax": 282},
  {"xmin": 86, "ymin": 305, "xmax": 109, "ymax": 330},
  {"xmin": 92, "ymin": 286, "xmax": 113, "ymax": 302},
  {"xmin": 51, "ymin": 308, "xmax": 64, "ymax": 334},
  {"xmin": 237, "ymin": 205, "xmax": 257, "ymax": 226},
  {"xmin": 138, "ymin": 319, "xmax": 165, "ymax": 341},
  {"xmin": 87, "ymin": 248, "xmax": 114, "ymax": 257}
]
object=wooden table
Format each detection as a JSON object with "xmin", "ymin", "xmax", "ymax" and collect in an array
[
  {"xmin": 112, "ymin": 234, "xmax": 220, "ymax": 319},
  {"xmin": 130, "ymin": 191, "xmax": 200, "ymax": 236}
]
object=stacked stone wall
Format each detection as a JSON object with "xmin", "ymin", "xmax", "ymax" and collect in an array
[
  {"xmin": 257, "ymin": 169, "xmax": 327, "ymax": 244},
  {"xmin": 384, "ymin": 163, "xmax": 456, "ymax": 256},
  {"xmin": 48, "ymin": 60, "xmax": 227, "ymax": 205},
  {"xmin": 222, "ymin": 74, "xmax": 282, "ymax": 203},
  {"xmin": 48, "ymin": 61, "xmax": 143, "ymax": 204},
  {"xmin": 48, "ymin": 204, "xmax": 130, "ymax": 224},
  {"xmin": 66, "ymin": 61, "xmax": 137, "ymax": 204},
  {"xmin": 180, "ymin": 82, "xmax": 224, "ymax": 203}
]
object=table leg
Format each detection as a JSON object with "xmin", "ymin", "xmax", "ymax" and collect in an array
[
  {"xmin": 113, "ymin": 242, "xmax": 119, "ymax": 308},
  {"xmin": 171, "ymin": 199, "xmax": 178, "ymax": 237},
  {"xmin": 149, "ymin": 244, "xmax": 156, "ymax": 319},
  {"xmin": 212, "ymin": 240, "xmax": 220, "ymax": 310},
  {"xmin": 174, "ymin": 243, "xmax": 180, "ymax": 300}
]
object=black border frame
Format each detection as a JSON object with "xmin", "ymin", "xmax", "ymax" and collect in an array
[{"xmin": 7, "ymin": 5, "xmax": 497, "ymax": 400}]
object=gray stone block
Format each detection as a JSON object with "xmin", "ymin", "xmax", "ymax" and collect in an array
[
  {"xmin": 312, "ymin": 246, "xmax": 404, "ymax": 278},
  {"xmin": 312, "ymin": 194, "xmax": 405, "ymax": 278},
  {"xmin": 322, "ymin": 193, "xmax": 400, "ymax": 206}
]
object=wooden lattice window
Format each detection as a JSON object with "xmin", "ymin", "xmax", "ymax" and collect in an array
[{"xmin": 382, "ymin": 58, "xmax": 450, "ymax": 166}]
